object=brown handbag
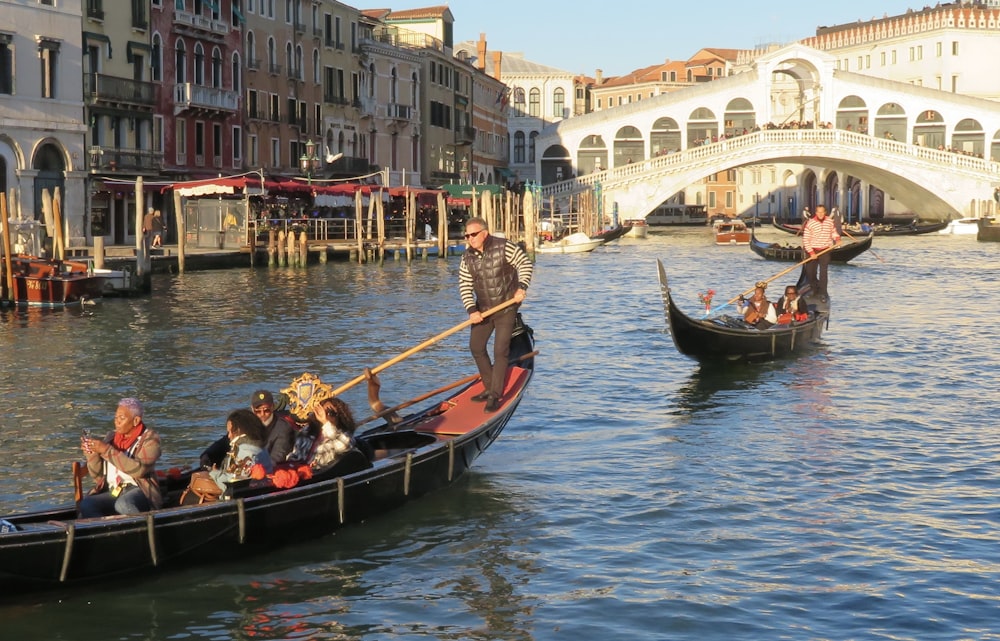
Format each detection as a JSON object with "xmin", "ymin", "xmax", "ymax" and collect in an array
[{"xmin": 179, "ymin": 471, "xmax": 224, "ymax": 505}]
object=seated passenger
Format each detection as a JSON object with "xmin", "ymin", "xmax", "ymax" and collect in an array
[
  {"xmin": 737, "ymin": 281, "xmax": 777, "ymax": 329},
  {"xmin": 308, "ymin": 396, "xmax": 372, "ymax": 469},
  {"xmin": 775, "ymin": 285, "xmax": 809, "ymax": 323},
  {"xmin": 207, "ymin": 409, "xmax": 275, "ymax": 495},
  {"xmin": 200, "ymin": 389, "xmax": 296, "ymax": 468},
  {"xmin": 79, "ymin": 397, "xmax": 162, "ymax": 518}
]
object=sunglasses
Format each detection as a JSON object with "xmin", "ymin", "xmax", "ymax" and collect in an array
[{"xmin": 464, "ymin": 229, "xmax": 485, "ymax": 239}]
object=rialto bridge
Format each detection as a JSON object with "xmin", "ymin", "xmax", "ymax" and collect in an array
[{"xmin": 535, "ymin": 44, "xmax": 1000, "ymax": 219}]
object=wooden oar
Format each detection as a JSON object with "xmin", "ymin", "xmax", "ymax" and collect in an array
[
  {"xmin": 709, "ymin": 244, "xmax": 840, "ymax": 315},
  {"xmin": 357, "ymin": 350, "xmax": 539, "ymax": 429},
  {"xmin": 329, "ymin": 297, "xmax": 520, "ymax": 398},
  {"xmin": 72, "ymin": 460, "xmax": 87, "ymax": 504}
]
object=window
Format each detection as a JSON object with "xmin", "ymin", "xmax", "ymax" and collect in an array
[
  {"xmin": 195, "ymin": 121, "xmax": 205, "ymax": 163},
  {"xmin": 0, "ymin": 35, "xmax": 13, "ymax": 94},
  {"xmin": 176, "ymin": 117, "xmax": 186, "ymax": 157},
  {"xmin": 312, "ymin": 49, "xmax": 319, "ymax": 84},
  {"xmin": 213, "ymin": 123, "xmax": 222, "ymax": 166},
  {"xmin": 194, "ymin": 43, "xmax": 205, "ymax": 85},
  {"xmin": 529, "ymin": 131, "xmax": 538, "ymax": 163},
  {"xmin": 131, "ymin": 0, "xmax": 148, "ymax": 29},
  {"xmin": 248, "ymin": 133, "xmax": 258, "ymax": 166},
  {"xmin": 552, "ymin": 87, "xmax": 564, "ymax": 118},
  {"xmin": 38, "ymin": 38, "xmax": 60, "ymax": 99},
  {"xmin": 211, "ymin": 48, "xmax": 222, "ymax": 88},
  {"xmin": 513, "ymin": 131, "xmax": 525, "ymax": 163},
  {"xmin": 151, "ymin": 34, "xmax": 162, "ymax": 81},
  {"xmin": 528, "ymin": 88, "xmax": 540, "ymax": 117},
  {"xmin": 936, "ymin": 41, "xmax": 942, "ymax": 57},
  {"xmin": 231, "ymin": 53, "xmax": 240, "ymax": 92},
  {"xmin": 270, "ymin": 138, "xmax": 279, "ymax": 168}
]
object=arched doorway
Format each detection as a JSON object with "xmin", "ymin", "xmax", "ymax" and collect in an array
[
  {"xmin": 577, "ymin": 134, "xmax": 607, "ymax": 173},
  {"xmin": 540, "ymin": 144, "xmax": 571, "ymax": 184}
]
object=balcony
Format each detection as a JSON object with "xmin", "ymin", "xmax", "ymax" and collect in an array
[
  {"xmin": 328, "ymin": 155, "xmax": 371, "ymax": 176},
  {"xmin": 173, "ymin": 10, "xmax": 230, "ymax": 35},
  {"xmin": 86, "ymin": 1, "xmax": 104, "ymax": 20},
  {"xmin": 85, "ymin": 73, "xmax": 157, "ymax": 107},
  {"xmin": 269, "ymin": 62, "xmax": 283, "ymax": 76},
  {"xmin": 90, "ymin": 146, "xmax": 163, "ymax": 173},
  {"xmin": 358, "ymin": 96, "xmax": 377, "ymax": 117},
  {"xmin": 294, "ymin": 21, "xmax": 306, "ymax": 34},
  {"xmin": 247, "ymin": 57, "xmax": 260, "ymax": 71},
  {"xmin": 174, "ymin": 83, "xmax": 239, "ymax": 115},
  {"xmin": 386, "ymin": 103, "xmax": 411, "ymax": 120},
  {"xmin": 324, "ymin": 94, "xmax": 349, "ymax": 106},
  {"xmin": 456, "ymin": 125, "xmax": 476, "ymax": 145}
]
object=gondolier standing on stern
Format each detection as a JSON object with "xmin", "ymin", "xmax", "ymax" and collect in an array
[
  {"xmin": 802, "ymin": 204, "xmax": 840, "ymax": 303},
  {"xmin": 459, "ymin": 216, "xmax": 533, "ymax": 413}
]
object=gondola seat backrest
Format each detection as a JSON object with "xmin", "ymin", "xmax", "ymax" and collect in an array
[{"xmin": 310, "ymin": 448, "xmax": 372, "ymax": 483}]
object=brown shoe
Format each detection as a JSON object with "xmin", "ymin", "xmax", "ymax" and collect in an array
[
  {"xmin": 471, "ymin": 391, "xmax": 490, "ymax": 402},
  {"xmin": 484, "ymin": 396, "xmax": 501, "ymax": 412}
]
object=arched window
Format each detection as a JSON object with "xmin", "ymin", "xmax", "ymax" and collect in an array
[
  {"xmin": 552, "ymin": 87, "xmax": 564, "ymax": 118},
  {"xmin": 295, "ymin": 44, "xmax": 303, "ymax": 80},
  {"xmin": 246, "ymin": 31, "xmax": 256, "ymax": 68},
  {"xmin": 390, "ymin": 67, "xmax": 398, "ymax": 104},
  {"xmin": 369, "ymin": 63, "xmax": 376, "ymax": 98},
  {"xmin": 193, "ymin": 42, "xmax": 204, "ymax": 85},
  {"xmin": 211, "ymin": 47, "xmax": 223, "ymax": 88},
  {"xmin": 151, "ymin": 33, "xmax": 162, "ymax": 82},
  {"xmin": 411, "ymin": 72, "xmax": 418, "ymax": 106},
  {"xmin": 312, "ymin": 49, "xmax": 319, "ymax": 84},
  {"xmin": 514, "ymin": 131, "xmax": 525, "ymax": 163},
  {"xmin": 529, "ymin": 131, "xmax": 538, "ymax": 163},
  {"xmin": 267, "ymin": 37, "xmax": 276, "ymax": 73},
  {"xmin": 232, "ymin": 52, "xmax": 241, "ymax": 93},
  {"xmin": 529, "ymin": 88, "xmax": 540, "ymax": 117},
  {"xmin": 285, "ymin": 42, "xmax": 293, "ymax": 77},
  {"xmin": 175, "ymin": 39, "xmax": 186, "ymax": 83}
]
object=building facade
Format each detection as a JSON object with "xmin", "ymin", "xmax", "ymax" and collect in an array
[{"xmin": 1, "ymin": 0, "xmax": 87, "ymax": 250}]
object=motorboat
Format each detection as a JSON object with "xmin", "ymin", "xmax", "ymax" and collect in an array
[{"xmin": 939, "ymin": 217, "xmax": 981, "ymax": 235}]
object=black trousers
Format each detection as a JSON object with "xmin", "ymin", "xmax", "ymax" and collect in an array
[
  {"xmin": 469, "ymin": 307, "xmax": 517, "ymax": 399},
  {"xmin": 804, "ymin": 250, "xmax": 832, "ymax": 297}
]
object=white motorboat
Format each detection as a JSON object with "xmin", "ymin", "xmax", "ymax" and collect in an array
[
  {"xmin": 939, "ymin": 217, "xmax": 981, "ymax": 235},
  {"xmin": 624, "ymin": 219, "xmax": 648, "ymax": 238},
  {"xmin": 536, "ymin": 232, "xmax": 604, "ymax": 254}
]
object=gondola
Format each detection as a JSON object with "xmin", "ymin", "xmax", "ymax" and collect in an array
[
  {"xmin": 0, "ymin": 320, "xmax": 536, "ymax": 599},
  {"xmin": 772, "ymin": 218, "xmax": 947, "ymax": 236},
  {"xmin": 750, "ymin": 227, "xmax": 873, "ymax": 263},
  {"xmin": 590, "ymin": 223, "xmax": 633, "ymax": 243},
  {"xmin": 656, "ymin": 259, "xmax": 827, "ymax": 362}
]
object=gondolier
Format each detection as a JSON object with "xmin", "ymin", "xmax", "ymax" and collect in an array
[
  {"xmin": 459, "ymin": 217, "xmax": 533, "ymax": 413},
  {"xmin": 802, "ymin": 205, "xmax": 840, "ymax": 303}
]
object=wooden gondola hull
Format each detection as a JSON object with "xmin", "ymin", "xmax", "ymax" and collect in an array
[
  {"xmin": 590, "ymin": 224, "xmax": 633, "ymax": 243},
  {"xmin": 656, "ymin": 259, "xmax": 827, "ymax": 362},
  {"xmin": 0, "ymin": 329, "xmax": 535, "ymax": 596},
  {"xmin": 750, "ymin": 230, "xmax": 872, "ymax": 263},
  {"xmin": 772, "ymin": 219, "xmax": 947, "ymax": 236}
]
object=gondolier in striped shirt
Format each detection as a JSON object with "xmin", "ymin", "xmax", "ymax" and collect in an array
[
  {"xmin": 459, "ymin": 216, "xmax": 533, "ymax": 413},
  {"xmin": 801, "ymin": 204, "xmax": 840, "ymax": 303}
]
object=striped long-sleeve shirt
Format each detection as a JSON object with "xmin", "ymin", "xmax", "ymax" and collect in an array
[
  {"xmin": 459, "ymin": 237, "xmax": 533, "ymax": 313},
  {"xmin": 802, "ymin": 216, "xmax": 840, "ymax": 254}
]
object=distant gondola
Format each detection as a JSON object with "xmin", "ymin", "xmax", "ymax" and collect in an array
[
  {"xmin": 750, "ymin": 227, "xmax": 873, "ymax": 263},
  {"xmin": 590, "ymin": 223, "xmax": 633, "ymax": 243},
  {"xmin": 656, "ymin": 259, "xmax": 828, "ymax": 362},
  {"xmin": 772, "ymin": 218, "xmax": 946, "ymax": 236}
]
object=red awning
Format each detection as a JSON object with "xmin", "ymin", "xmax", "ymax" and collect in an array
[{"xmin": 161, "ymin": 176, "xmax": 268, "ymax": 196}]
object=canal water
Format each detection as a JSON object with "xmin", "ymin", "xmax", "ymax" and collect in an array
[{"xmin": 1, "ymin": 228, "xmax": 999, "ymax": 640}]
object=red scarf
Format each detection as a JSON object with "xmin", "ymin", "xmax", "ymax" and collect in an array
[{"xmin": 113, "ymin": 421, "xmax": 146, "ymax": 452}]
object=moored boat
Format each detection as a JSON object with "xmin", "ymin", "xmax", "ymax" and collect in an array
[
  {"xmin": 750, "ymin": 228, "xmax": 873, "ymax": 263},
  {"xmin": 656, "ymin": 259, "xmax": 827, "ymax": 362},
  {"xmin": 1, "ymin": 255, "xmax": 105, "ymax": 306},
  {"xmin": 0, "ymin": 318, "xmax": 536, "ymax": 598},
  {"xmin": 537, "ymin": 232, "xmax": 603, "ymax": 254}
]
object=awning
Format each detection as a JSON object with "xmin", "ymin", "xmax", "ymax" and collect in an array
[
  {"xmin": 440, "ymin": 183, "xmax": 503, "ymax": 198},
  {"xmin": 161, "ymin": 176, "xmax": 268, "ymax": 197}
]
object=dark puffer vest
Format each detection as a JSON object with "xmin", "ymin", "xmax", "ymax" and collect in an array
[{"xmin": 464, "ymin": 235, "xmax": 517, "ymax": 312}]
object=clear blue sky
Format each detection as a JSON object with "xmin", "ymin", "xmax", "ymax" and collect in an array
[{"xmin": 374, "ymin": 1, "xmax": 925, "ymax": 76}]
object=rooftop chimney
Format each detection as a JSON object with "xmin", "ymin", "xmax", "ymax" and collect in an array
[
  {"xmin": 492, "ymin": 51, "xmax": 503, "ymax": 80},
  {"xmin": 477, "ymin": 33, "xmax": 488, "ymax": 72},
  {"xmin": 595, "ymin": 69, "xmax": 603, "ymax": 85}
]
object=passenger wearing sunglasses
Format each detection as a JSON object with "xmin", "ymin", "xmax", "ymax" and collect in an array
[{"xmin": 458, "ymin": 217, "xmax": 533, "ymax": 413}]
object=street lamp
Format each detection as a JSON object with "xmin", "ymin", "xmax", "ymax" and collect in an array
[{"xmin": 299, "ymin": 139, "xmax": 321, "ymax": 188}]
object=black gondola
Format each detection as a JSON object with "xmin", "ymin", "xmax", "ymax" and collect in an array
[
  {"xmin": 751, "ymin": 227, "xmax": 873, "ymax": 263},
  {"xmin": 0, "ymin": 322, "xmax": 536, "ymax": 599},
  {"xmin": 772, "ymin": 218, "xmax": 946, "ymax": 236},
  {"xmin": 656, "ymin": 259, "xmax": 827, "ymax": 362},
  {"xmin": 590, "ymin": 223, "xmax": 633, "ymax": 243}
]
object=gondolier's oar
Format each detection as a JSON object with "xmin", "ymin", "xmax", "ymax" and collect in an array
[
  {"xmin": 357, "ymin": 350, "xmax": 539, "ymax": 429},
  {"xmin": 703, "ymin": 244, "xmax": 840, "ymax": 318},
  {"xmin": 840, "ymin": 229, "xmax": 885, "ymax": 263},
  {"xmin": 329, "ymin": 297, "xmax": 520, "ymax": 398}
]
